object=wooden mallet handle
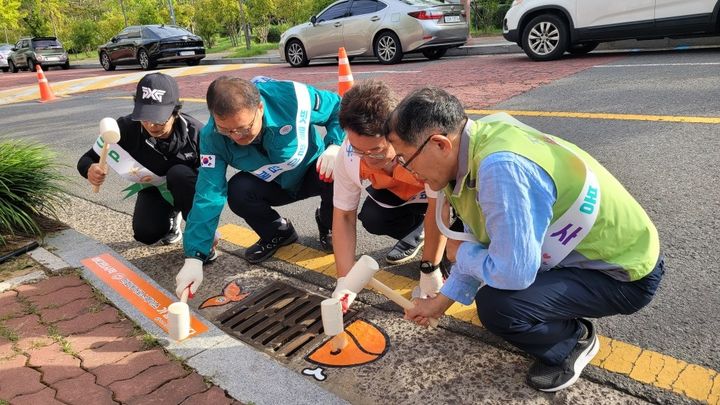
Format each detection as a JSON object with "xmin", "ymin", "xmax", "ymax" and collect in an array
[
  {"xmin": 367, "ymin": 278, "xmax": 439, "ymax": 328},
  {"xmin": 92, "ymin": 142, "xmax": 110, "ymax": 193}
]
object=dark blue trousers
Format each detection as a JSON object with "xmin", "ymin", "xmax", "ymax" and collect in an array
[{"xmin": 475, "ymin": 258, "xmax": 664, "ymax": 365}]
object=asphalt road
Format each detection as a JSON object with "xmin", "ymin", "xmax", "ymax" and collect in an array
[{"xmin": 1, "ymin": 48, "xmax": 719, "ymax": 400}]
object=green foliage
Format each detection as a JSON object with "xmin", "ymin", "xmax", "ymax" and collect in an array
[
  {"xmin": 0, "ymin": 141, "xmax": 66, "ymax": 246},
  {"xmin": 267, "ymin": 26, "xmax": 282, "ymax": 43},
  {"xmin": 67, "ymin": 19, "xmax": 99, "ymax": 53},
  {"xmin": 470, "ymin": 0, "xmax": 511, "ymax": 30},
  {"xmin": 227, "ymin": 41, "xmax": 277, "ymax": 58}
]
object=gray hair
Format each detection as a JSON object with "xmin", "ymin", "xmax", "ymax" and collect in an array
[
  {"xmin": 206, "ymin": 76, "xmax": 260, "ymax": 117},
  {"xmin": 384, "ymin": 87, "xmax": 466, "ymax": 145}
]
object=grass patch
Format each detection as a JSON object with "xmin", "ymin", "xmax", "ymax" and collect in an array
[
  {"xmin": 470, "ymin": 27, "xmax": 504, "ymax": 37},
  {"xmin": 69, "ymin": 50, "xmax": 96, "ymax": 61},
  {"xmin": 206, "ymin": 37, "xmax": 237, "ymax": 53},
  {"xmin": 0, "ymin": 141, "xmax": 67, "ymax": 247},
  {"xmin": 0, "ymin": 324, "xmax": 19, "ymax": 342},
  {"xmin": 46, "ymin": 324, "xmax": 75, "ymax": 355},
  {"xmin": 140, "ymin": 333, "xmax": 160, "ymax": 350},
  {"xmin": 226, "ymin": 42, "xmax": 278, "ymax": 58}
]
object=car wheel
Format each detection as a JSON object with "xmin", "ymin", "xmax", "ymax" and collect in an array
[
  {"xmin": 521, "ymin": 14, "xmax": 568, "ymax": 61},
  {"xmin": 28, "ymin": 58, "xmax": 36, "ymax": 72},
  {"xmin": 138, "ymin": 49, "xmax": 155, "ymax": 70},
  {"xmin": 568, "ymin": 41, "xmax": 599, "ymax": 55},
  {"xmin": 100, "ymin": 52, "xmax": 115, "ymax": 71},
  {"xmin": 8, "ymin": 60, "xmax": 18, "ymax": 73},
  {"xmin": 1, "ymin": 68, "xmax": 7, "ymax": 73},
  {"xmin": 285, "ymin": 39, "xmax": 309, "ymax": 68},
  {"xmin": 422, "ymin": 48, "xmax": 447, "ymax": 60},
  {"xmin": 186, "ymin": 59, "xmax": 200, "ymax": 66},
  {"xmin": 62, "ymin": 61, "xmax": 70, "ymax": 70},
  {"xmin": 375, "ymin": 31, "xmax": 403, "ymax": 64}
]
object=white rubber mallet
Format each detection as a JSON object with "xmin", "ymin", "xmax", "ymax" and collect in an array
[
  {"xmin": 93, "ymin": 117, "xmax": 121, "ymax": 193},
  {"xmin": 321, "ymin": 298, "xmax": 347, "ymax": 353},
  {"xmin": 168, "ymin": 288, "xmax": 190, "ymax": 341}
]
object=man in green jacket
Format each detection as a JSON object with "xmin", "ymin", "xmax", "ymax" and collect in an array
[
  {"xmin": 175, "ymin": 76, "xmax": 344, "ymax": 297},
  {"xmin": 390, "ymin": 87, "xmax": 664, "ymax": 392}
]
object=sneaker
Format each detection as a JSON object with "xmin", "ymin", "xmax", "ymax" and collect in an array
[
  {"xmin": 526, "ymin": 318, "xmax": 600, "ymax": 392},
  {"xmin": 205, "ymin": 231, "xmax": 221, "ymax": 264},
  {"xmin": 161, "ymin": 211, "xmax": 182, "ymax": 245},
  {"xmin": 385, "ymin": 234, "xmax": 424, "ymax": 265},
  {"xmin": 244, "ymin": 220, "xmax": 298, "ymax": 264},
  {"xmin": 315, "ymin": 208, "xmax": 333, "ymax": 252}
]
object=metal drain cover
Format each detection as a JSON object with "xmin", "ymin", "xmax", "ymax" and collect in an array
[{"xmin": 217, "ymin": 281, "xmax": 355, "ymax": 359}]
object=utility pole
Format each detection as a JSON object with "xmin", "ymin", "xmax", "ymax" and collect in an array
[
  {"xmin": 119, "ymin": 0, "xmax": 128, "ymax": 27},
  {"xmin": 168, "ymin": 0, "xmax": 176, "ymax": 25}
]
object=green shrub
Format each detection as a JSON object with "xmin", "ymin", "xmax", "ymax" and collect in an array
[
  {"xmin": 267, "ymin": 26, "xmax": 282, "ymax": 43},
  {"xmin": 0, "ymin": 141, "xmax": 66, "ymax": 246}
]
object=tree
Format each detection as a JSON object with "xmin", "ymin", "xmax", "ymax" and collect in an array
[
  {"xmin": 246, "ymin": 0, "xmax": 275, "ymax": 43},
  {"xmin": 0, "ymin": 0, "xmax": 23, "ymax": 43},
  {"xmin": 21, "ymin": 0, "xmax": 51, "ymax": 37}
]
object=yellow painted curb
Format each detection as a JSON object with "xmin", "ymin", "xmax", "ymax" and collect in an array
[{"xmin": 219, "ymin": 223, "xmax": 719, "ymax": 403}]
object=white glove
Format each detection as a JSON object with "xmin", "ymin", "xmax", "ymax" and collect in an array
[
  {"xmin": 316, "ymin": 144, "xmax": 340, "ymax": 182},
  {"xmin": 175, "ymin": 258, "xmax": 203, "ymax": 298},
  {"xmin": 419, "ymin": 268, "xmax": 444, "ymax": 298},
  {"xmin": 331, "ymin": 276, "xmax": 357, "ymax": 312}
]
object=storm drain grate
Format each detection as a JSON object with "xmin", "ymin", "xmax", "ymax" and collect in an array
[{"xmin": 217, "ymin": 281, "xmax": 356, "ymax": 359}]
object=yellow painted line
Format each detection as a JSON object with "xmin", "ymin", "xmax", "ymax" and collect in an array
[
  {"xmin": 219, "ymin": 223, "xmax": 718, "ymax": 403},
  {"xmin": 467, "ymin": 109, "xmax": 720, "ymax": 124},
  {"xmin": 0, "ymin": 63, "xmax": 271, "ymax": 106}
]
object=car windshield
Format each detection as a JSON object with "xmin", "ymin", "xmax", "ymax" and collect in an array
[
  {"xmin": 146, "ymin": 26, "xmax": 193, "ymax": 38},
  {"xmin": 32, "ymin": 39, "xmax": 63, "ymax": 49}
]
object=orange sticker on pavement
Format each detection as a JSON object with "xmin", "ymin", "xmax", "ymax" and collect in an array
[{"xmin": 82, "ymin": 253, "xmax": 208, "ymax": 338}]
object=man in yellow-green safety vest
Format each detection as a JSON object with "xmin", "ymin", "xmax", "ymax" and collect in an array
[{"xmin": 387, "ymin": 87, "xmax": 663, "ymax": 393}]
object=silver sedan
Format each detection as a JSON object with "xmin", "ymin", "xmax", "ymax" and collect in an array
[{"xmin": 279, "ymin": 0, "xmax": 468, "ymax": 67}]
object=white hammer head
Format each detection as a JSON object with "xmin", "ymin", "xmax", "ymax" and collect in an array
[
  {"xmin": 321, "ymin": 298, "xmax": 344, "ymax": 336},
  {"xmin": 99, "ymin": 117, "xmax": 121, "ymax": 144},
  {"xmin": 343, "ymin": 255, "xmax": 379, "ymax": 294}
]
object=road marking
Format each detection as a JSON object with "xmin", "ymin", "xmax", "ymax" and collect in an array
[
  {"xmin": 595, "ymin": 62, "xmax": 720, "ymax": 68},
  {"xmin": 467, "ymin": 109, "xmax": 720, "ymax": 124},
  {"xmin": 218, "ymin": 222, "xmax": 719, "ymax": 404},
  {"xmin": 0, "ymin": 63, "xmax": 271, "ymax": 106}
]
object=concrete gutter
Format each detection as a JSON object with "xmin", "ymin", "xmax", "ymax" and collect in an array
[{"xmin": 44, "ymin": 228, "xmax": 347, "ymax": 405}]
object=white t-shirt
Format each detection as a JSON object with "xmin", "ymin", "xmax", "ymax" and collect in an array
[{"xmin": 333, "ymin": 139, "xmax": 436, "ymax": 211}]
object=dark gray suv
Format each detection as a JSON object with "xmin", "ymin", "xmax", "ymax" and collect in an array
[{"xmin": 7, "ymin": 37, "xmax": 70, "ymax": 72}]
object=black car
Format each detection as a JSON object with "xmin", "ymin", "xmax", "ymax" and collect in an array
[{"xmin": 98, "ymin": 25, "xmax": 205, "ymax": 71}]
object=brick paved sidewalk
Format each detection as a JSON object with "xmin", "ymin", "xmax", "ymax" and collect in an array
[{"xmin": 0, "ymin": 274, "xmax": 241, "ymax": 404}]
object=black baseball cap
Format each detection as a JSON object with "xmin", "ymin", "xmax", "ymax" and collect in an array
[{"xmin": 130, "ymin": 73, "xmax": 180, "ymax": 123}]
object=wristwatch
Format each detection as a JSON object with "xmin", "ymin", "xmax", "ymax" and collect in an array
[{"xmin": 419, "ymin": 260, "xmax": 440, "ymax": 274}]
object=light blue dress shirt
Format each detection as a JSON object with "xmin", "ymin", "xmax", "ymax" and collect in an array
[{"xmin": 440, "ymin": 151, "xmax": 558, "ymax": 305}]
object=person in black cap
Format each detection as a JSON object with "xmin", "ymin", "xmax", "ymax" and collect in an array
[{"xmin": 78, "ymin": 72, "xmax": 207, "ymax": 250}]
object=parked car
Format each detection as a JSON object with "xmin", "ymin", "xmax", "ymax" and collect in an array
[
  {"xmin": 279, "ymin": 0, "xmax": 468, "ymax": 67},
  {"xmin": 98, "ymin": 25, "xmax": 205, "ymax": 71},
  {"xmin": 503, "ymin": 0, "xmax": 720, "ymax": 61},
  {"xmin": 0, "ymin": 44, "xmax": 12, "ymax": 72},
  {"xmin": 7, "ymin": 37, "xmax": 69, "ymax": 73}
]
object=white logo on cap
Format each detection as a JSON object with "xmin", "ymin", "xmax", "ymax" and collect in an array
[{"xmin": 142, "ymin": 86, "xmax": 166, "ymax": 102}]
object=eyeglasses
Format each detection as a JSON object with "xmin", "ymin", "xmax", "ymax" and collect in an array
[
  {"xmin": 350, "ymin": 145, "xmax": 388, "ymax": 160},
  {"xmin": 393, "ymin": 133, "xmax": 440, "ymax": 171},
  {"xmin": 214, "ymin": 108, "xmax": 258, "ymax": 138}
]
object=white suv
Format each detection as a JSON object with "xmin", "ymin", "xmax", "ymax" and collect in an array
[{"xmin": 503, "ymin": 0, "xmax": 720, "ymax": 60}]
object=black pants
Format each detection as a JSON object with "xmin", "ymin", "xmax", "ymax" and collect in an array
[
  {"xmin": 358, "ymin": 188, "xmax": 427, "ymax": 240},
  {"xmin": 226, "ymin": 167, "xmax": 333, "ymax": 240},
  {"xmin": 132, "ymin": 164, "xmax": 197, "ymax": 245},
  {"xmin": 475, "ymin": 257, "xmax": 664, "ymax": 365}
]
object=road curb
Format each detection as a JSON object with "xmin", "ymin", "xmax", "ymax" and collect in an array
[{"xmin": 43, "ymin": 228, "xmax": 348, "ymax": 405}]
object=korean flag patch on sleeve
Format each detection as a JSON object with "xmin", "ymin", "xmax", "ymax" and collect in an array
[{"xmin": 200, "ymin": 154, "xmax": 215, "ymax": 168}]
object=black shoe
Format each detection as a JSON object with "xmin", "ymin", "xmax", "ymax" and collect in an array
[
  {"xmin": 526, "ymin": 318, "xmax": 600, "ymax": 392},
  {"xmin": 244, "ymin": 220, "xmax": 298, "ymax": 264},
  {"xmin": 386, "ymin": 231, "xmax": 424, "ymax": 265},
  {"xmin": 161, "ymin": 211, "xmax": 182, "ymax": 245},
  {"xmin": 315, "ymin": 208, "xmax": 333, "ymax": 252}
]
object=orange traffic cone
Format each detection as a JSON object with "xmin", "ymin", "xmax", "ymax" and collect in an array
[
  {"xmin": 338, "ymin": 47, "xmax": 354, "ymax": 96},
  {"xmin": 36, "ymin": 65, "xmax": 57, "ymax": 103}
]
